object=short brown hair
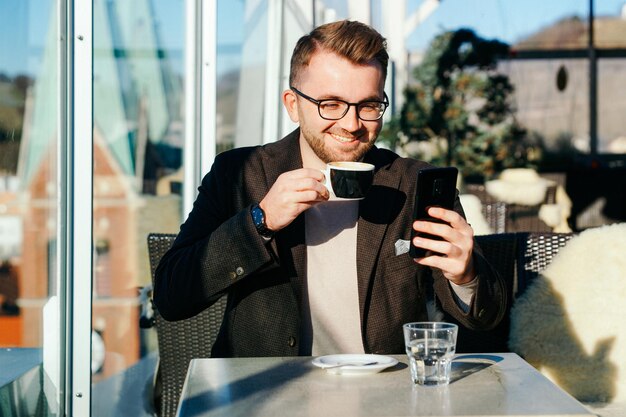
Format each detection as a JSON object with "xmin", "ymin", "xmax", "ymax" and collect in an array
[{"xmin": 289, "ymin": 20, "xmax": 389, "ymax": 86}]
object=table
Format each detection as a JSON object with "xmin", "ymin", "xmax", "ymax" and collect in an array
[
  {"xmin": 176, "ymin": 353, "xmax": 594, "ymax": 417},
  {"xmin": 0, "ymin": 348, "xmax": 43, "ymax": 416}
]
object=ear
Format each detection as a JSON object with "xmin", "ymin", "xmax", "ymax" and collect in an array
[{"xmin": 282, "ymin": 89, "xmax": 299, "ymax": 123}]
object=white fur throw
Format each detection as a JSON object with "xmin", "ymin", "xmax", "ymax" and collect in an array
[
  {"xmin": 485, "ymin": 168, "xmax": 552, "ymax": 206},
  {"xmin": 509, "ymin": 223, "xmax": 626, "ymax": 403},
  {"xmin": 459, "ymin": 194, "xmax": 493, "ymax": 235}
]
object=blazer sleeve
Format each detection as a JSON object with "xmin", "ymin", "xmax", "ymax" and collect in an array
[
  {"xmin": 432, "ymin": 247, "xmax": 508, "ymax": 331},
  {"xmin": 432, "ymin": 197, "xmax": 509, "ymax": 331},
  {"xmin": 153, "ymin": 152, "xmax": 277, "ymax": 321}
]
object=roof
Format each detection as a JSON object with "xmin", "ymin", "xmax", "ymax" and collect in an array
[{"xmin": 515, "ymin": 16, "xmax": 626, "ymax": 50}]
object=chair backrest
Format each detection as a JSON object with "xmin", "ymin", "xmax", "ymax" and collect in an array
[
  {"xmin": 482, "ymin": 201, "xmax": 507, "ymax": 234},
  {"xmin": 515, "ymin": 232, "xmax": 574, "ymax": 296},
  {"xmin": 453, "ymin": 232, "xmax": 573, "ymax": 353},
  {"xmin": 453, "ymin": 233, "xmax": 518, "ymax": 353},
  {"xmin": 147, "ymin": 233, "xmax": 226, "ymax": 417},
  {"xmin": 465, "ymin": 183, "xmax": 558, "ymax": 233}
]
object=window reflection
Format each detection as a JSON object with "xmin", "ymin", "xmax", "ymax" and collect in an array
[
  {"xmin": 0, "ymin": 0, "xmax": 59, "ymax": 351},
  {"xmin": 90, "ymin": 0, "xmax": 185, "ymax": 393},
  {"xmin": 0, "ymin": 0, "xmax": 624, "ymax": 415},
  {"xmin": 0, "ymin": 0, "xmax": 62, "ymax": 413}
]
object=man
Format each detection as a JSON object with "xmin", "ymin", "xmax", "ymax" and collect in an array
[{"xmin": 154, "ymin": 20, "xmax": 507, "ymax": 357}]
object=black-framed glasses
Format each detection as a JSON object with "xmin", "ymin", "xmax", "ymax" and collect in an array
[{"xmin": 290, "ymin": 86, "xmax": 389, "ymax": 121}]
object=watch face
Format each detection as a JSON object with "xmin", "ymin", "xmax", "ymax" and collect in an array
[
  {"xmin": 252, "ymin": 204, "xmax": 272, "ymax": 237},
  {"xmin": 252, "ymin": 206, "xmax": 264, "ymax": 225}
]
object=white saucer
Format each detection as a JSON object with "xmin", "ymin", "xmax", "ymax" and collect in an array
[{"xmin": 312, "ymin": 354, "xmax": 398, "ymax": 375}]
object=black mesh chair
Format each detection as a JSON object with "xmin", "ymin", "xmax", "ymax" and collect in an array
[
  {"xmin": 147, "ymin": 233, "xmax": 227, "ymax": 417},
  {"xmin": 452, "ymin": 233, "xmax": 518, "ymax": 353},
  {"xmin": 452, "ymin": 232, "xmax": 574, "ymax": 353},
  {"xmin": 515, "ymin": 232, "xmax": 574, "ymax": 296}
]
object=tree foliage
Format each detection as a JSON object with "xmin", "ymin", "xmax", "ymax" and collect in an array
[{"xmin": 380, "ymin": 29, "xmax": 542, "ymax": 180}]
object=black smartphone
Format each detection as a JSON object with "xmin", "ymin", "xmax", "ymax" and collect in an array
[{"xmin": 409, "ymin": 167, "xmax": 459, "ymax": 258}]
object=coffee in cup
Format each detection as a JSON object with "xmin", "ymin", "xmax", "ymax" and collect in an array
[{"xmin": 322, "ymin": 161, "xmax": 375, "ymax": 200}]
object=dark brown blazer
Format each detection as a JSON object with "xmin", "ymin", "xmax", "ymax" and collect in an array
[{"xmin": 153, "ymin": 129, "xmax": 507, "ymax": 357}]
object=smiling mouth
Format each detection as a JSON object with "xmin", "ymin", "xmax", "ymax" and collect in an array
[{"xmin": 330, "ymin": 133, "xmax": 359, "ymax": 143}]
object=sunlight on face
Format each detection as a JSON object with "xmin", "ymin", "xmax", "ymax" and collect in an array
[{"xmin": 293, "ymin": 49, "xmax": 385, "ymax": 163}]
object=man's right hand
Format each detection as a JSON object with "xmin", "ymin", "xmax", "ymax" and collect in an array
[{"xmin": 259, "ymin": 168, "xmax": 329, "ymax": 232}]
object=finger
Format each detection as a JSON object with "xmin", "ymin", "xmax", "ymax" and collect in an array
[
  {"xmin": 412, "ymin": 235, "xmax": 453, "ymax": 257},
  {"xmin": 293, "ymin": 177, "xmax": 329, "ymax": 197},
  {"xmin": 427, "ymin": 207, "xmax": 471, "ymax": 231},
  {"xmin": 280, "ymin": 180, "xmax": 327, "ymax": 202},
  {"xmin": 286, "ymin": 168, "xmax": 326, "ymax": 181},
  {"xmin": 413, "ymin": 220, "xmax": 454, "ymax": 241},
  {"xmin": 297, "ymin": 189, "xmax": 329, "ymax": 203},
  {"xmin": 416, "ymin": 255, "xmax": 468, "ymax": 278}
]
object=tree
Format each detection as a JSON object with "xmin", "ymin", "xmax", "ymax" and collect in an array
[{"xmin": 380, "ymin": 29, "xmax": 542, "ymax": 181}]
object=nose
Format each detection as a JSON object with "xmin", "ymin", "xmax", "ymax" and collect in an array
[{"xmin": 337, "ymin": 104, "xmax": 362, "ymax": 132}]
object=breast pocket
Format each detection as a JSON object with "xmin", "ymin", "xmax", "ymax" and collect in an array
[{"xmin": 381, "ymin": 252, "xmax": 416, "ymax": 274}]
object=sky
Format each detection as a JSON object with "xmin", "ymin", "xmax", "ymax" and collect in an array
[
  {"xmin": 405, "ymin": 0, "xmax": 625, "ymax": 50},
  {"xmin": 0, "ymin": 0, "xmax": 625, "ymax": 77}
]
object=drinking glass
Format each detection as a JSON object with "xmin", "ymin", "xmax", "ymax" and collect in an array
[{"xmin": 403, "ymin": 322, "xmax": 458, "ymax": 385}]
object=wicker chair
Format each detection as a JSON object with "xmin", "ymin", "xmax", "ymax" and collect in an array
[
  {"xmin": 147, "ymin": 233, "xmax": 227, "ymax": 417},
  {"xmin": 451, "ymin": 233, "xmax": 518, "ymax": 353},
  {"xmin": 465, "ymin": 183, "xmax": 557, "ymax": 233},
  {"xmin": 482, "ymin": 201, "xmax": 507, "ymax": 234},
  {"xmin": 515, "ymin": 232, "xmax": 574, "ymax": 296},
  {"xmin": 451, "ymin": 232, "xmax": 574, "ymax": 353},
  {"xmin": 145, "ymin": 231, "xmax": 574, "ymax": 409}
]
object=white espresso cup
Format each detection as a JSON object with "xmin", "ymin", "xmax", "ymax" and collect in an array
[{"xmin": 321, "ymin": 161, "xmax": 375, "ymax": 200}]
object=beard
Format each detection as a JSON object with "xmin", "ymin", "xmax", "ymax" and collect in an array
[{"xmin": 300, "ymin": 125, "xmax": 377, "ymax": 163}]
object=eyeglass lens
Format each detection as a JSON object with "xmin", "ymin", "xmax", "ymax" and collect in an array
[{"xmin": 319, "ymin": 100, "xmax": 386, "ymax": 121}]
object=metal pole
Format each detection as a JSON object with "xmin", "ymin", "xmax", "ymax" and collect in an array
[
  {"xmin": 263, "ymin": 0, "xmax": 284, "ymax": 144},
  {"xmin": 69, "ymin": 0, "xmax": 94, "ymax": 413},
  {"xmin": 589, "ymin": 0, "xmax": 598, "ymax": 156}
]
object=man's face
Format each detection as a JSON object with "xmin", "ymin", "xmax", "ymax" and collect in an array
[{"xmin": 284, "ymin": 49, "xmax": 386, "ymax": 163}]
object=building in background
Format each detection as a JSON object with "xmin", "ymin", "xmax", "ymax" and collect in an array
[
  {"xmin": 1, "ymin": 0, "xmax": 184, "ymax": 380},
  {"xmin": 504, "ymin": 11, "xmax": 626, "ymax": 154}
]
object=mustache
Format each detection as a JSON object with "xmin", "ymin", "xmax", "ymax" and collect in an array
[{"xmin": 327, "ymin": 129, "xmax": 367, "ymax": 140}]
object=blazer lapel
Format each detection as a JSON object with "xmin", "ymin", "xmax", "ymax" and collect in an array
[{"xmin": 356, "ymin": 151, "xmax": 402, "ymax": 319}]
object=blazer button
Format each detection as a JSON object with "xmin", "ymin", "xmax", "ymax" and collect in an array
[
  {"xmin": 235, "ymin": 266, "xmax": 244, "ymax": 276},
  {"xmin": 288, "ymin": 336, "xmax": 296, "ymax": 347},
  {"xmin": 229, "ymin": 271, "xmax": 237, "ymax": 280}
]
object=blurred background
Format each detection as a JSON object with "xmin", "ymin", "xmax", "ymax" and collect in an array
[{"xmin": 0, "ymin": 0, "xmax": 625, "ymax": 415}]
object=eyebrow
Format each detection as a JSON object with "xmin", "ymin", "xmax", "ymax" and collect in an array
[{"xmin": 318, "ymin": 94, "xmax": 385, "ymax": 102}]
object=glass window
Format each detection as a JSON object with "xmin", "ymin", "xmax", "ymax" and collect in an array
[
  {"xmin": 598, "ymin": 58, "xmax": 626, "ymax": 154},
  {"xmin": 216, "ymin": 0, "xmax": 246, "ymax": 152},
  {"xmin": 90, "ymin": 0, "xmax": 186, "ymax": 415},
  {"xmin": 405, "ymin": 0, "xmax": 592, "ymax": 164},
  {"xmin": 371, "ymin": 0, "xmax": 626, "ymax": 176},
  {"xmin": 0, "ymin": 0, "xmax": 63, "ymax": 414},
  {"xmin": 222, "ymin": 0, "xmax": 269, "ymax": 148}
]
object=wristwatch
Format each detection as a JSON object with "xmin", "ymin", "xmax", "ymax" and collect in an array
[{"xmin": 250, "ymin": 203, "xmax": 274, "ymax": 238}]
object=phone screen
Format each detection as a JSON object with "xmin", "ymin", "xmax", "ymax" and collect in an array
[{"xmin": 409, "ymin": 167, "xmax": 458, "ymax": 258}]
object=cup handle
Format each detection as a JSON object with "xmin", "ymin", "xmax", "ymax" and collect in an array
[{"xmin": 320, "ymin": 168, "xmax": 334, "ymax": 198}]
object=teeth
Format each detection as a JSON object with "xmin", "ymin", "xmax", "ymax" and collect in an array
[{"xmin": 331, "ymin": 133, "xmax": 355, "ymax": 143}]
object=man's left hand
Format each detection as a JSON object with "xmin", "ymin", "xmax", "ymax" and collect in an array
[{"xmin": 411, "ymin": 207, "xmax": 476, "ymax": 285}]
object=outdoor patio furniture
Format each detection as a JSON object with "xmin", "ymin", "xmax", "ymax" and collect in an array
[
  {"xmin": 146, "ymin": 233, "xmax": 227, "ymax": 417},
  {"xmin": 450, "ymin": 231, "xmax": 573, "ymax": 353},
  {"xmin": 465, "ymin": 182, "xmax": 558, "ymax": 233}
]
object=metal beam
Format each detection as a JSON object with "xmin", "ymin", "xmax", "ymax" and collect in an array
[
  {"xmin": 263, "ymin": 0, "xmax": 285, "ymax": 144},
  {"xmin": 589, "ymin": 0, "xmax": 598, "ymax": 156},
  {"xmin": 404, "ymin": 0, "xmax": 439, "ymax": 37},
  {"xmin": 68, "ymin": 0, "xmax": 93, "ymax": 413},
  {"xmin": 381, "ymin": 0, "xmax": 440, "ymax": 111}
]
